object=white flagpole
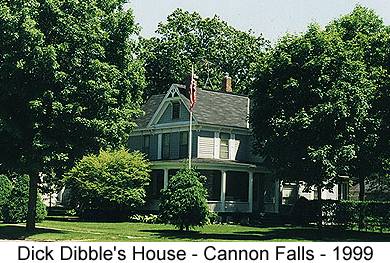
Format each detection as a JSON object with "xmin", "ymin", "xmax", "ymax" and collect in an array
[
  {"xmin": 188, "ymin": 65, "xmax": 193, "ymax": 169},
  {"xmin": 189, "ymin": 111, "xmax": 192, "ymax": 169}
]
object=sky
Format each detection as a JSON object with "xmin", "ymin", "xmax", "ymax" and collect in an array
[{"xmin": 127, "ymin": 0, "xmax": 390, "ymax": 42}]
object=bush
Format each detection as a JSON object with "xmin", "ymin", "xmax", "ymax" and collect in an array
[
  {"xmin": 334, "ymin": 200, "xmax": 390, "ymax": 231},
  {"xmin": 0, "ymin": 175, "xmax": 12, "ymax": 220},
  {"xmin": 160, "ymin": 167, "xmax": 210, "ymax": 231},
  {"xmin": 64, "ymin": 149, "xmax": 150, "ymax": 219},
  {"xmin": 129, "ymin": 214, "xmax": 160, "ymax": 224},
  {"xmin": 290, "ymin": 199, "xmax": 390, "ymax": 232},
  {"xmin": 2, "ymin": 175, "xmax": 47, "ymax": 223}
]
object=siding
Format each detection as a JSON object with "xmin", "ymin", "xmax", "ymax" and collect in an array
[
  {"xmin": 198, "ymin": 131, "xmax": 214, "ymax": 158},
  {"xmin": 192, "ymin": 131, "xmax": 198, "ymax": 158},
  {"xmin": 158, "ymin": 101, "xmax": 189, "ymax": 124},
  {"xmin": 170, "ymin": 132, "xmax": 180, "ymax": 159},
  {"xmin": 235, "ymin": 134, "xmax": 249, "ymax": 161},
  {"xmin": 149, "ymin": 135, "xmax": 158, "ymax": 160},
  {"xmin": 128, "ymin": 135, "xmax": 143, "ymax": 152}
]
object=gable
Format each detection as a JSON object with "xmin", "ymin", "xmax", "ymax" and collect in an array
[{"xmin": 157, "ymin": 100, "xmax": 190, "ymax": 124}]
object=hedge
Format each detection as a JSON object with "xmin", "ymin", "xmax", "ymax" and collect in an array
[
  {"xmin": 290, "ymin": 199, "xmax": 390, "ymax": 232},
  {"xmin": 2, "ymin": 175, "xmax": 47, "ymax": 223},
  {"xmin": 0, "ymin": 175, "xmax": 12, "ymax": 220}
]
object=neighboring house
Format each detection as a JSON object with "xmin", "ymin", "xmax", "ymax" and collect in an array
[{"xmin": 128, "ymin": 76, "xmax": 280, "ymax": 214}]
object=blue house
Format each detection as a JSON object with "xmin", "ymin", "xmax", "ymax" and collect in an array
[{"xmin": 128, "ymin": 76, "xmax": 280, "ymax": 214}]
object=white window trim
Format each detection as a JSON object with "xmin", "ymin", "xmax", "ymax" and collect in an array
[{"xmin": 213, "ymin": 132, "xmax": 220, "ymax": 159}]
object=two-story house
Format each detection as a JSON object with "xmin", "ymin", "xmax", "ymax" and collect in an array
[{"xmin": 128, "ymin": 77, "xmax": 280, "ymax": 214}]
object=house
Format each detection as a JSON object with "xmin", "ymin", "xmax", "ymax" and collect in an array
[
  {"xmin": 128, "ymin": 76, "xmax": 280, "ymax": 214},
  {"xmin": 128, "ymin": 76, "xmax": 348, "ymax": 215}
]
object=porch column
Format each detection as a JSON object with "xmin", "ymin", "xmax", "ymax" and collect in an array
[
  {"xmin": 163, "ymin": 168, "xmax": 169, "ymax": 189},
  {"xmin": 248, "ymin": 171, "xmax": 254, "ymax": 213},
  {"xmin": 220, "ymin": 170, "xmax": 226, "ymax": 212}
]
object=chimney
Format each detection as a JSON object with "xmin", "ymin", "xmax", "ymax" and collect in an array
[{"xmin": 222, "ymin": 73, "xmax": 232, "ymax": 93}]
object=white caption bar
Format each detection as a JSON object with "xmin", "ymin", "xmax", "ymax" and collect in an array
[{"xmin": 0, "ymin": 242, "xmax": 389, "ymax": 263}]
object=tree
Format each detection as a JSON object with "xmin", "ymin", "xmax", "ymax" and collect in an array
[
  {"xmin": 250, "ymin": 8, "xmax": 382, "ymax": 227},
  {"xmin": 325, "ymin": 6, "xmax": 390, "ymax": 200},
  {"xmin": 64, "ymin": 149, "xmax": 150, "ymax": 219},
  {"xmin": 159, "ymin": 167, "xmax": 210, "ymax": 231},
  {"xmin": 0, "ymin": 0, "xmax": 145, "ymax": 230},
  {"xmin": 141, "ymin": 8, "xmax": 268, "ymax": 98}
]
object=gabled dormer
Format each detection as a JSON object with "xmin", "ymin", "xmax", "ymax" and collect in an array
[{"xmin": 138, "ymin": 84, "xmax": 196, "ymax": 128}]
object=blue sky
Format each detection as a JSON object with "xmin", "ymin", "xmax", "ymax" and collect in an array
[{"xmin": 127, "ymin": 0, "xmax": 390, "ymax": 42}]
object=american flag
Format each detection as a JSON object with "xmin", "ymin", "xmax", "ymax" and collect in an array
[{"xmin": 189, "ymin": 66, "xmax": 197, "ymax": 111}]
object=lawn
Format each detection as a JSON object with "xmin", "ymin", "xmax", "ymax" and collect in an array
[{"xmin": 1, "ymin": 219, "xmax": 390, "ymax": 241}]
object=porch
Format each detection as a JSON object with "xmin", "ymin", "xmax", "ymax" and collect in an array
[{"xmin": 145, "ymin": 159, "xmax": 280, "ymax": 214}]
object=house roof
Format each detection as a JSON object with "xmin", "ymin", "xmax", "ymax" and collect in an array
[
  {"xmin": 135, "ymin": 94, "xmax": 165, "ymax": 128},
  {"xmin": 136, "ymin": 84, "xmax": 249, "ymax": 129},
  {"xmin": 192, "ymin": 88, "xmax": 249, "ymax": 129}
]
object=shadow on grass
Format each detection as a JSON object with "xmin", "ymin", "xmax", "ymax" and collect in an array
[
  {"xmin": 0, "ymin": 225, "xmax": 64, "ymax": 240},
  {"xmin": 141, "ymin": 227, "xmax": 390, "ymax": 241}
]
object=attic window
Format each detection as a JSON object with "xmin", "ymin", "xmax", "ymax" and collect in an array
[{"xmin": 172, "ymin": 101, "xmax": 180, "ymax": 119}]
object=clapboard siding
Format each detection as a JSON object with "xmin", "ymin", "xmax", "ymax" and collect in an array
[
  {"xmin": 235, "ymin": 134, "xmax": 249, "ymax": 161},
  {"xmin": 158, "ymin": 101, "xmax": 189, "ymax": 124},
  {"xmin": 128, "ymin": 135, "xmax": 143, "ymax": 152},
  {"xmin": 149, "ymin": 134, "xmax": 158, "ymax": 160}
]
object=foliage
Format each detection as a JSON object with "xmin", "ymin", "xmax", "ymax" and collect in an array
[
  {"xmin": 129, "ymin": 214, "xmax": 160, "ymax": 224},
  {"xmin": 0, "ymin": 0, "xmax": 145, "ymax": 228},
  {"xmin": 326, "ymin": 6, "xmax": 390, "ymax": 199},
  {"xmin": 292, "ymin": 200, "xmax": 390, "ymax": 232},
  {"xmin": 160, "ymin": 167, "xmax": 210, "ymax": 231},
  {"xmin": 0, "ymin": 175, "xmax": 12, "ymax": 220},
  {"xmin": 64, "ymin": 149, "xmax": 150, "ymax": 219},
  {"xmin": 2, "ymin": 175, "xmax": 47, "ymax": 223},
  {"xmin": 250, "ymin": 6, "xmax": 389, "ymax": 195},
  {"xmin": 141, "ymin": 8, "xmax": 268, "ymax": 97}
]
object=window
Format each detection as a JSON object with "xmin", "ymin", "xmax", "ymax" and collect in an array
[
  {"xmin": 226, "ymin": 171, "xmax": 248, "ymax": 202},
  {"xmin": 179, "ymin": 131, "xmax": 188, "ymax": 158},
  {"xmin": 162, "ymin": 133, "xmax": 170, "ymax": 159},
  {"xmin": 171, "ymin": 102, "xmax": 180, "ymax": 120},
  {"xmin": 147, "ymin": 170, "xmax": 164, "ymax": 198},
  {"xmin": 143, "ymin": 135, "xmax": 150, "ymax": 155},
  {"xmin": 220, "ymin": 133, "xmax": 230, "ymax": 159},
  {"xmin": 200, "ymin": 170, "xmax": 221, "ymax": 201}
]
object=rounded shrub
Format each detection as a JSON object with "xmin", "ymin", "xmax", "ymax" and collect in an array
[
  {"xmin": 64, "ymin": 149, "xmax": 151, "ymax": 219},
  {"xmin": 0, "ymin": 175, "xmax": 12, "ymax": 220},
  {"xmin": 2, "ymin": 175, "xmax": 47, "ymax": 223},
  {"xmin": 159, "ymin": 167, "xmax": 210, "ymax": 231}
]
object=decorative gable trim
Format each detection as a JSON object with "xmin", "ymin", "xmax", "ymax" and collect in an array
[{"xmin": 147, "ymin": 84, "xmax": 197, "ymax": 127}]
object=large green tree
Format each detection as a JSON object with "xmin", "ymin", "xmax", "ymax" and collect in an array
[
  {"xmin": 325, "ymin": 6, "xmax": 390, "ymax": 199},
  {"xmin": 0, "ymin": 0, "xmax": 145, "ymax": 230},
  {"xmin": 250, "ymin": 6, "xmax": 387, "ymax": 225},
  {"xmin": 141, "ymin": 8, "xmax": 268, "ymax": 97}
]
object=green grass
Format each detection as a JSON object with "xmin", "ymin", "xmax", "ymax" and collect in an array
[{"xmin": 1, "ymin": 219, "xmax": 390, "ymax": 241}]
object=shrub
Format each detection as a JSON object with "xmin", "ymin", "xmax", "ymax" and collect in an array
[
  {"xmin": 159, "ymin": 167, "xmax": 210, "ymax": 231},
  {"xmin": 0, "ymin": 175, "xmax": 12, "ymax": 220},
  {"xmin": 2, "ymin": 175, "xmax": 47, "ymax": 223},
  {"xmin": 290, "ymin": 199, "xmax": 390, "ymax": 231},
  {"xmin": 129, "ymin": 214, "xmax": 160, "ymax": 224},
  {"xmin": 64, "ymin": 149, "xmax": 150, "ymax": 219}
]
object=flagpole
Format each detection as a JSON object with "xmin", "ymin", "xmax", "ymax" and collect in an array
[
  {"xmin": 189, "ymin": 110, "xmax": 192, "ymax": 169},
  {"xmin": 188, "ymin": 65, "xmax": 194, "ymax": 169}
]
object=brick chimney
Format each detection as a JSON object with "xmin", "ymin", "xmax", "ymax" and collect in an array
[{"xmin": 222, "ymin": 73, "xmax": 232, "ymax": 93}]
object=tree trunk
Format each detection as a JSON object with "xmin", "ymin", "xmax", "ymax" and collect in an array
[
  {"xmin": 317, "ymin": 185, "xmax": 323, "ymax": 232},
  {"xmin": 358, "ymin": 175, "xmax": 365, "ymax": 201},
  {"xmin": 26, "ymin": 173, "xmax": 39, "ymax": 231},
  {"xmin": 358, "ymin": 174, "xmax": 365, "ymax": 230}
]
